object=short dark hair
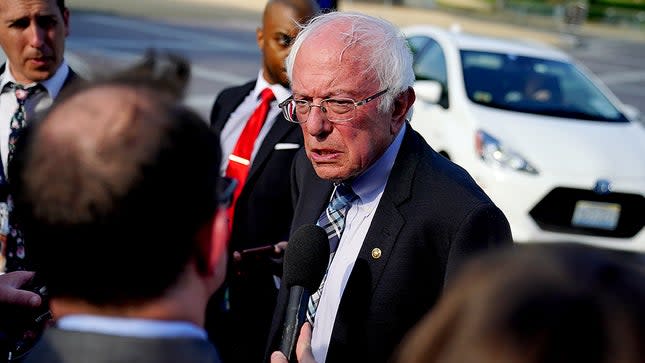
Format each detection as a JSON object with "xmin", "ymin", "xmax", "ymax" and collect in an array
[
  {"xmin": 10, "ymin": 55, "xmax": 223, "ymax": 307},
  {"xmin": 57, "ymin": 0, "xmax": 65, "ymax": 14}
]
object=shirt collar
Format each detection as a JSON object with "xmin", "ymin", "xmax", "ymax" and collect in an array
[
  {"xmin": 0, "ymin": 60, "xmax": 69, "ymax": 98},
  {"xmin": 255, "ymin": 69, "xmax": 291, "ymax": 104},
  {"xmin": 57, "ymin": 314, "xmax": 208, "ymax": 340},
  {"xmin": 350, "ymin": 122, "xmax": 407, "ymax": 202}
]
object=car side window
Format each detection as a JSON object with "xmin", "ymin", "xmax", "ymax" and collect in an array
[
  {"xmin": 408, "ymin": 36, "xmax": 449, "ymax": 108},
  {"xmin": 407, "ymin": 36, "xmax": 429, "ymax": 57}
]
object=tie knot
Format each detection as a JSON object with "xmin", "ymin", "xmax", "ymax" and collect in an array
[
  {"xmin": 259, "ymin": 88, "xmax": 275, "ymax": 104},
  {"xmin": 330, "ymin": 183, "xmax": 358, "ymax": 211},
  {"xmin": 5, "ymin": 82, "xmax": 42, "ymax": 102}
]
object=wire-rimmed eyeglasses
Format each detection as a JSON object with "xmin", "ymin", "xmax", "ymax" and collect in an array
[{"xmin": 278, "ymin": 89, "xmax": 389, "ymax": 124}]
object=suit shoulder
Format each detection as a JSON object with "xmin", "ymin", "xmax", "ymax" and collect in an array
[
  {"xmin": 215, "ymin": 80, "xmax": 256, "ymax": 101},
  {"xmin": 408, "ymin": 131, "xmax": 496, "ymax": 208},
  {"xmin": 210, "ymin": 79, "xmax": 256, "ymax": 127}
]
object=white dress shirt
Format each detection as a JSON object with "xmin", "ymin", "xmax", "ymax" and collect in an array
[
  {"xmin": 219, "ymin": 70, "xmax": 291, "ymax": 174},
  {"xmin": 311, "ymin": 123, "xmax": 407, "ymax": 363},
  {"xmin": 0, "ymin": 60, "xmax": 70, "ymax": 176}
]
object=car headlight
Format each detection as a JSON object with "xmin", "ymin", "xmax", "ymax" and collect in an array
[{"xmin": 475, "ymin": 130, "xmax": 538, "ymax": 175}]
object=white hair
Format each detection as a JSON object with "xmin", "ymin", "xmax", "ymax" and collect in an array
[{"xmin": 285, "ymin": 11, "xmax": 414, "ymax": 112}]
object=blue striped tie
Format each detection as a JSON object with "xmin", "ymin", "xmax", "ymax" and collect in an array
[{"xmin": 306, "ymin": 183, "xmax": 358, "ymax": 325}]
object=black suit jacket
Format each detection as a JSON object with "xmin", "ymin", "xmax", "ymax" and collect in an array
[
  {"xmin": 266, "ymin": 125, "xmax": 512, "ymax": 363},
  {"xmin": 23, "ymin": 328, "xmax": 221, "ymax": 363},
  {"xmin": 206, "ymin": 80, "xmax": 302, "ymax": 363},
  {"xmin": 1, "ymin": 63, "xmax": 81, "ymax": 272}
]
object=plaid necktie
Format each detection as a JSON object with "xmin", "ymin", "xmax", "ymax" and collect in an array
[
  {"xmin": 1, "ymin": 82, "xmax": 43, "ymax": 272},
  {"xmin": 306, "ymin": 183, "xmax": 358, "ymax": 325}
]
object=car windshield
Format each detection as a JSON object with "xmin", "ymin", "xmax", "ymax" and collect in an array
[{"xmin": 460, "ymin": 50, "xmax": 628, "ymax": 122}]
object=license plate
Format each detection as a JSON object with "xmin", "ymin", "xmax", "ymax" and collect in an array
[{"xmin": 571, "ymin": 201, "xmax": 621, "ymax": 230}]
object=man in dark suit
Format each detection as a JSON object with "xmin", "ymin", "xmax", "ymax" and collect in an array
[
  {"xmin": 206, "ymin": 1, "xmax": 318, "ymax": 362},
  {"xmin": 267, "ymin": 12, "xmax": 512, "ymax": 363},
  {"xmin": 10, "ymin": 59, "xmax": 228, "ymax": 363},
  {"xmin": 0, "ymin": 0, "xmax": 80, "ymax": 273}
]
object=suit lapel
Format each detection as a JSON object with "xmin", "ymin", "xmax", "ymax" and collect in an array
[
  {"xmin": 215, "ymin": 80, "xmax": 302, "ymax": 193},
  {"xmin": 62, "ymin": 69, "xmax": 81, "ymax": 89},
  {"xmin": 358, "ymin": 126, "xmax": 417, "ymax": 293},
  {"xmin": 328, "ymin": 126, "xmax": 419, "ymax": 358},
  {"xmin": 247, "ymin": 114, "xmax": 299, "ymax": 181},
  {"xmin": 211, "ymin": 80, "xmax": 255, "ymax": 132},
  {"xmin": 289, "ymin": 151, "xmax": 333, "ymax": 235}
]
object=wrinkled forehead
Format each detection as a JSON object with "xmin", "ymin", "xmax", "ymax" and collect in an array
[
  {"xmin": 306, "ymin": 19, "xmax": 353, "ymax": 47},
  {"xmin": 303, "ymin": 19, "xmax": 375, "ymax": 64},
  {"xmin": 300, "ymin": 26, "xmax": 372, "ymax": 77}
]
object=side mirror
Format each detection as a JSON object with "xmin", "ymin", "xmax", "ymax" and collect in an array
[{"xmin": 414, "ymin": 80, "xmax": 442, "ymax": 105}]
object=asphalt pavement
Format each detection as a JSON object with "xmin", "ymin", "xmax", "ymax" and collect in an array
[
  {"xmin": 68, "ymin": 0, "xmax": 644, "ymax": 47},
  {"xmin": 63, "ymin": 0, "xmax": 644, "ymax": 118}
]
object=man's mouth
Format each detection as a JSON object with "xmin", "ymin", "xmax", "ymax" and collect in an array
[
  {"xmin": 310, "ymin": 148, "xmax": 340, "ymax": 162},
  {"xmin": 27, "ymin": 55, "xmax": 52, "ymax": 66}
]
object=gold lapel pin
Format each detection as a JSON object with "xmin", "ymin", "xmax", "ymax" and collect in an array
[{"xmin": 371, "ymin": 248, "xmax": 382, "ymax": 259}]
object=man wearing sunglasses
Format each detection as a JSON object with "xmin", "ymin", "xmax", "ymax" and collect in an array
[
  {"xmin": 9, "ymin": 59, "xmax": 230, "ymax": 363},
  {"xmin": 267, "ymin": 12, "xmax": 512, "ymax": 363}
]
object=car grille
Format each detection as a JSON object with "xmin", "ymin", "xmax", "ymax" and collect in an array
[{"xmin": 529, "ymin": 187, "xmax": 645, "ymax": 238}]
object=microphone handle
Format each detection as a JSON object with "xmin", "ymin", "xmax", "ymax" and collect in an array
[{"xmin": 280, "ymin": 285, "xmax": 310, "ymax": 362}]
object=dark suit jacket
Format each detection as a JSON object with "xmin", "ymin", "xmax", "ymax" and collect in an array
[
  {"xmin": 23, "ymin": 327, "xmax": 221, "ymax": 363},
  {"xmin": 1, "ymin": 63, "xmax": 81, "ymax": 272},
  {"xmin": 266, "ymin": 125, "xmax": 512, "ymax": 363},
  {"xmin": 206, "ymin": 80, "xmax": 302, "ymax": 363}
]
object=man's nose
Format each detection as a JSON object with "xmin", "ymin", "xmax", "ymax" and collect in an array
[
  {"xmin": 304, "ymin": 105, "xmax": 333, "ymax": 137},
  {"xmin": 28, "ymin": 23, "xmax": 46, "ymax": 48}
]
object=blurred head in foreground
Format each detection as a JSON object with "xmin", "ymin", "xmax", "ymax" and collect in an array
[
  {"xmin": 392, "ymin": 243, "xmax": 645, "ymax": 363},
  {"xmin": 10, "ymin": 53, "xmax": 230, "ymax": 325}
]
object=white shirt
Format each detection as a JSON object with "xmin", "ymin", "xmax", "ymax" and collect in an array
[
  {"xmin": 311, "ymin": 123, "xmax": 407, "ymax": 363},
  {"xmin": 219, "ymin": 70, "xmax": 291, "ymax": 174},
  {"xmin": 0, "ymin": 60, "xmax": 70, "ymax": 176},
  {"xmin": 57, "ymin": 314, "xmax": 208, "ymax": 339}
]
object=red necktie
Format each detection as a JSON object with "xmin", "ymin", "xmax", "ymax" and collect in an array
[{"xmin": 225, "ymin": 88, "xmax": 275, "ymax": 227}]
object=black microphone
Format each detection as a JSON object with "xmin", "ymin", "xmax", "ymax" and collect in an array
[{"xmin": 280, "ymin": 224, "xmax": 329, "ymax": 362}]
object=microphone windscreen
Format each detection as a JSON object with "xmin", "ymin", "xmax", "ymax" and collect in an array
[{"xmin": 283, "ymin": 224, "xmax": 329, "ymax": 291}]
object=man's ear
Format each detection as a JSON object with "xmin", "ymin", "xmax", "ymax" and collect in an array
[
  {"xmin": 391, "ymin": 87, "xmax": 416, "ymax": 134},
  {"xmin": 195, "ymin": 208, "xmax": 229, "ymax": 276},
  {"xmin": 256, "ymin": 26, "xmax": 264, "ymax": 51},
  {"xmin": 63, "ymin": 8, "xmax": 70, "ymax": 37}
]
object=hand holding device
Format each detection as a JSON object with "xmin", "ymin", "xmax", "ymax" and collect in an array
[{"xmin": 0, "ymin": 273, "xmax": 51, "ymax": 362}]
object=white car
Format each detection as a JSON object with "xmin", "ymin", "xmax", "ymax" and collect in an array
[{"xmin": 403, "ymin": 25, "xmax": 645, "ymax": 252}]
